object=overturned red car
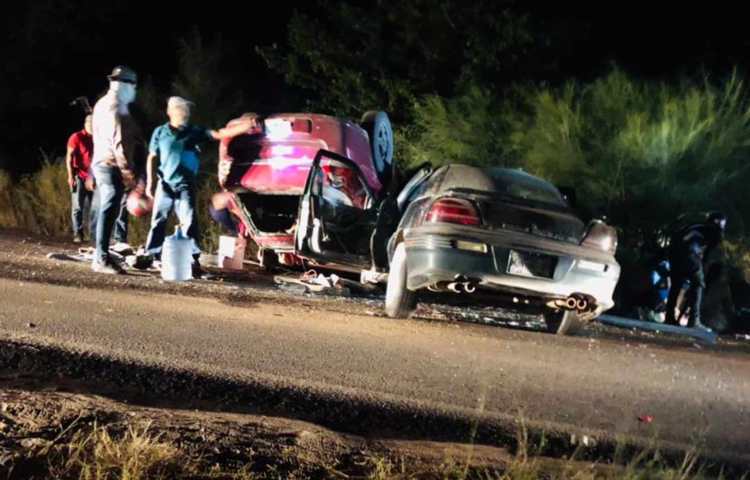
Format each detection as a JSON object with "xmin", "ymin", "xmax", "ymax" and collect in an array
[{"xmin": 212, "ymin": 111, "xmax": 394, "ymax": 267}]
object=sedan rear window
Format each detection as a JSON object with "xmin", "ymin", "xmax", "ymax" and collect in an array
[{"xmin": 489, "ymin": 169, "xmax": 566, "ymax": 207}]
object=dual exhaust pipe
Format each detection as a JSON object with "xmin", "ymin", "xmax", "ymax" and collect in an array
[
  {"xmin": 548, "ymin": 293, "xmax": 595, "ymax": 313},
  {"xmin": 427, "ymin": 280, "xmax": 596, "ymax": 314},
  {"xmin": 428, "ymin": 276, "xmax": 477, "ymax": 294},
  {"xmin": 447, "ymin": 281, "xmax": 476, "ymax": 294}
]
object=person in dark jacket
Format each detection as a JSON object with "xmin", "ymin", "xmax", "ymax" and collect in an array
[{"xmin": 664, "ymin": 212, "xmax": 727, "ymax": 330}]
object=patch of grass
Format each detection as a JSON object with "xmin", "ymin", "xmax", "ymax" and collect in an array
[
  {"xmin": 5, "ymin": 416, "xmax": 744, "ymax": 480},
  {"xmin": 11, "ymin": 421, "xmax": 258, "ymax": 480},
  {"xmin": 56, "ymin": 422, "xmax": 185, "ymax": 480}
]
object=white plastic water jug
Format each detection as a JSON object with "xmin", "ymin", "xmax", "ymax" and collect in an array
[{"xmin": 161, "ymin": 226, "xmax": 193, "ymax": 281}]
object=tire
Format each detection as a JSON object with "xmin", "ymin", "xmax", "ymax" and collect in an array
[
  {"xmin": 385, "ymin": 243, "xmax": 417, "ymax": 318},
  {"xmin": 544, "ymin": 310, "xmax": 584, "ymax": 335},
  {"xmin": 361, "ymin": 111, "xmax": 394, "ymax": 186}
]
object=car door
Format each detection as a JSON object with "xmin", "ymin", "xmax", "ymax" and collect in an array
[
  {"xmin": 370, "ymin": 164, "xmax": 434, "ymax": 270},
  {"xmin": 295, "ymin": 150, "xmax": 379, "ymax": 270}
]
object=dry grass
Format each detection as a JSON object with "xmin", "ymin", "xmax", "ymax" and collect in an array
[
  {"xmin": 363, "ymin": 450, "xmax": 717, "ymax": 480},
  {"xmin": 18, "ymin": 421, "xmax": 257, "ymax": 480},
  {"xmin": 0, "ymin": 161, "xmax": 222, "ymax": 253},
  {"xmin": 4, "ymin": 414, "xmax": 742, "ymax": 480},
  {"xmin": 54, "ymin": 422, "xmax": 184, "ymax": 480},
  {"xmin": 363, "ymin": 419, "xmax": 723, "ymax": 480}
]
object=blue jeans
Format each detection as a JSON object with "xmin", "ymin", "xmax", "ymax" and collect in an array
[
  {"xmin": 145, "ymin": 181, "xmax": 201, "ymax": 259},
  {"xmin": 90, "ymin": 178, "xmax": 128, "ymax": 248},
  {"xmin": 93, "ymin": 166, "xmax": 129, "ymax": 263},
  {"xmin": 71, "ymin": 177, "xmax": 95, "ymax": 236}
]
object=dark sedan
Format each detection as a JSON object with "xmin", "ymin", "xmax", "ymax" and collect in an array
[{"xmin": 294, "ymin": 153, "xmax": 620, "ymax": 334}]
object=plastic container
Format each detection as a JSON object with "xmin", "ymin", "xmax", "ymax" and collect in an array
[
  {"xmin": 161, "ymin": 226, "xmax": 193, "ymax": 281},
  {"xmin": 218, "ymin": 235, "xmax": 246, "ymax": 271}
]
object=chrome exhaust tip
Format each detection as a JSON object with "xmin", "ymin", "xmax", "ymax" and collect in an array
[
  {"xmin": 576, "ymin": 297, "xmax": 588, "ymax": 311},
  {"xmin": 566, "ymin": 297, "xmax": 578, "ymax": 309}
]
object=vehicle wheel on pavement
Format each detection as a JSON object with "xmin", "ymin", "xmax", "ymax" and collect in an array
[
  {"xmin": 544, "ymin": 309, "xmax": 584, "ymax": 335},
  {"xmin": 385, "ymin": 243, "xmax": 417, "ymax": 318},
  {"xmin": 361, "ymin": 111, "xmax": 394, "ymax": 187}
]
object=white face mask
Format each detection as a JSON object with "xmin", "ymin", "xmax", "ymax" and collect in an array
[{"xmin": 112, "ymin": 81, "xmax": 137, "ymax": 105}]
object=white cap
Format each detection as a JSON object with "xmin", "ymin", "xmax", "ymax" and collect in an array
[{"xmin": 167, "ymin": 96, "xmax": 194, "ymax": 111}]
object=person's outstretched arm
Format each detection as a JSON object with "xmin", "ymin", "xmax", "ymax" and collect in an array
[{"xmin": 208, "ymin": 116, "xmax": 259, "ymax": 141}]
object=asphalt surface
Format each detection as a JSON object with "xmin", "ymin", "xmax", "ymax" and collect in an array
[{"xmin": 2, "ymin": 269, "xmax": 750, "ymax": 460}]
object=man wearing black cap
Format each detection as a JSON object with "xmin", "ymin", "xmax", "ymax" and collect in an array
[
  {"xmin": 90, "ymin": 65, "xmax": 141, "ymax": 274},
  {"xmin": 664, "ymin": 211, "xmax": 727, "ymax": 331}
]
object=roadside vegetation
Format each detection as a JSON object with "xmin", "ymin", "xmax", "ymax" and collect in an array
[{"xmin": 4, "ymin": 415, "xmax": 731, "ymax": 480}]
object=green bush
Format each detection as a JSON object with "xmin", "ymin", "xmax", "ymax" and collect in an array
[{"xmin": 404, "ymin": 68, "xmax": 750, "ymax": 244}]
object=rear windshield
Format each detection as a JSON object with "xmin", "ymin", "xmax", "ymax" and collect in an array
[{"xmin": 489, "ymin": 169, "xmax": 566, "ymax": 207}]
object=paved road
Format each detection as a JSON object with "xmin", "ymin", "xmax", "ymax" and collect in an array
[{"xmin": 1, "ymin": 277, "xmax": 749, "ymax": 459}]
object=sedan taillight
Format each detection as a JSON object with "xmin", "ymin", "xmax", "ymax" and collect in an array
[
  {"xmin": 581, "ymin": 220, "xmax": 618, "ymax": 254},
  {"xmin": 425, "ymin": 198, "xmax": 481, "ymax": 226}
]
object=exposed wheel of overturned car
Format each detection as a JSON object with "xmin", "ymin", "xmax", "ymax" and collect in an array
[
  {"xmin": 544, "ymin": 309, "xmax": 584, "ymax": 335},
  {"xmin": 385, "ymin": 243, "xmax": 417, "ymax": 318},
  {"xmin": 360, "ymin": 111, "xmax": 394, "ymax": 186}
]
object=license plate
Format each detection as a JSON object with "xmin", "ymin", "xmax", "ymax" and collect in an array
[{"xmin": 507, "ymin": 250, "xmax": 557, "ymax": 279}]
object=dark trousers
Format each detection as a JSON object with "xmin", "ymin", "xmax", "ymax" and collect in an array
[
  {"xmin": 665, "ymin": 267, "xmax": 705, "ymax": 326},
  {"xmin": 71, "ymin": 177, "xmax": 95, "ymax": 236},
  {"xmin": 145, "ymin": 180, "xmax": 201, "ymax": 260}
]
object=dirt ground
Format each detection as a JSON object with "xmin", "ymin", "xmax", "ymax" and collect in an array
[{"xmin": 2, "ymin": 371, "xmax": 530, "ymax": 479}]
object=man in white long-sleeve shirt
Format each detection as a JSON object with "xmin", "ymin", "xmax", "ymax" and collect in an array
[{"xmin": 91, "ymin": 65, "xmax": 140, "ymax": 274}]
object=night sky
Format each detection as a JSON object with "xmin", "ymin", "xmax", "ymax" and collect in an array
[{"xmin": 1, "ymin": 1, "xmax": 749, "ymax": 175}]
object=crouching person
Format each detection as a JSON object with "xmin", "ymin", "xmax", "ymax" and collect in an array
[{"xmin": 144, "ymin": 96, "xmax": 247, "ymax": 278}]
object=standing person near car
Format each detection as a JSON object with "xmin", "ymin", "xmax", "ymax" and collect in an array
[
  {"xmin": 143, "ymin": 96, "xmax": 250, "ymax": 277},
  {"xmin": 664, "ymin": 212, "xmax": 727, "ymax": 331},
  {"xmin": 65, "ymin": 114, "xmax": 95, "ymax": 244},
  {"xmin": 91, "ymin": 65, "xmax": 142, "ymax": 274}
]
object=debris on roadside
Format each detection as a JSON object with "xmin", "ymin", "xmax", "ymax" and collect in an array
[
  {"xmin": 570, "ymin": 434, "xmax": 596, "ymax": 447},
  {"xmin": 598, "ymin": 315, "xmax": 718, "ymax": 345},
  {"xmin": 274, "ymin": 270, "xmax": 351, "ymax": 296},
  {"xmin": 273, "ymin": 269, "xmax": 381, "ymax": 297},
  {"xmin": 637, "ymin": 415, "xmax": 654, "ymax": 424}
]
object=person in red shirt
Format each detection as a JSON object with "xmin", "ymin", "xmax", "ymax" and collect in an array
[{"xmin": 66, "ymin": 114, "xmax": 95, "ymax": 243}]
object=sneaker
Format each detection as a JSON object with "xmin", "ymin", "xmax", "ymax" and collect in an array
[
  {"xmin": 126, "ymin": 253, "xmax": 155, "ymax": 270},
  {"xmin": 111, "ymin": 242, "xmax": 133, "ymax": 255},
  {"xmin": 73, "ymin": 234, "xmax": 83, "ymax": 244},
  {"xmin": 91, "ymin": 260, "xmax": 126, "ymax": 275}
]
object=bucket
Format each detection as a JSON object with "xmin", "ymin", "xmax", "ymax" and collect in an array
[{"xmin": 218, "ymin": 235, "xmax": 246, "ymax": 270}]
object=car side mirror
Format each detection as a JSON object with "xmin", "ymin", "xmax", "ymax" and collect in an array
[{"xmin": 558, "ymin": 187, "xmax": 577, "ymax": 208}]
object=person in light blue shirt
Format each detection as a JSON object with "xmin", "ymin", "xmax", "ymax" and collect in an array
[{"xmin": 144, "ymin": 96, "xmax": 245, "ymax": 277}]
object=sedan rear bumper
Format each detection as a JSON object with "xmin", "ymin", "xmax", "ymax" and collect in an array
[{"xmin": 403, "ymin": 232, "xmax": 620, "ymax": 313}]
